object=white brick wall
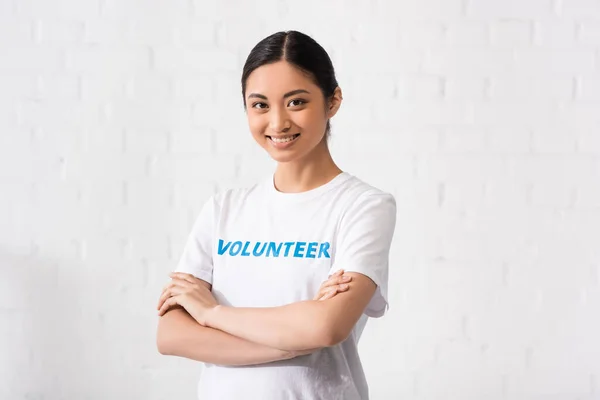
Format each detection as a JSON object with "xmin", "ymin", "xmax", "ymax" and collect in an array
[{"xmin": 1, "ymin": 0, "xmax": 599, "ymax": 399}]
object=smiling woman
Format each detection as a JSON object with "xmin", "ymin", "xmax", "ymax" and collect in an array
[
  {"xmin": 156, "ymin": 30, "xmax": 397, "ymax": 400},
  {"xmin": 245, "ymin": 63, "xmax": 340, "ymax": 163}
]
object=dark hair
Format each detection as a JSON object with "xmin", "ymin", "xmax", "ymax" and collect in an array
[{"xmin": 241, "ymin": 30, "xmax": 339, "ymax": 139}]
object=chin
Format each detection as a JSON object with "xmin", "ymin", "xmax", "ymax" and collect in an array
[{"xmin": 267, "ymin": 150, "xmax": 302, "ymax": 163}]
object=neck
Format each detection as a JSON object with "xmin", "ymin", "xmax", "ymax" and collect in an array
[{"xmin": 273, "ymin": 141, "xmax": 342, "ymax": 193}]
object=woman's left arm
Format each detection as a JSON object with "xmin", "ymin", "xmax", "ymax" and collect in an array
[{"xmin": 204, "ymin": 272, "xmax": 377, "ymax": 351}]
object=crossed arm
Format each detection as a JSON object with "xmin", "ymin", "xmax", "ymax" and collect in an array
[{"xmin": 156, "ymin": 272, "xmax": 376, "ymax": 365}]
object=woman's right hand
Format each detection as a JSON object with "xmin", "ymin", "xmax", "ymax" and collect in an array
[{"xmin": 313, "ymin": 269, "xmax": 353, "ymax": 301}]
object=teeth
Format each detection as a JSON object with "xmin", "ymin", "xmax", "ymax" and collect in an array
[{"xmin": 270, "ymin": 135, "xmax": 298, "ymax": 143}]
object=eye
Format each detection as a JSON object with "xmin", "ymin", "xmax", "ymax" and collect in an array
[
  {"xmin": 288, "ymin": 99, "xmax": 306, "ymax": 107},
  {"xmin": 251, "ymin": 102, "xmax": 268, "ymax": 109}
]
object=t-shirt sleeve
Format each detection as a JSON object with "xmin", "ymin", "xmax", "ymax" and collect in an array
[
  {"xmin": 328, "ymin": 192, "xmax": 397, "ymax": 318},
  {"xmin": 173, "ymin": 196, "xmax": 215, "ymax": 285}
]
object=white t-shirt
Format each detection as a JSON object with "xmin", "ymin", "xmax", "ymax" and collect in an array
[{"xmin": 174, "ymin": 171, "xmax": 397, "ymax": 400}]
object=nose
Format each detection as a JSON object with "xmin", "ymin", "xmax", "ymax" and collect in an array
[{"xmin": 269, "ymin": 108, "xmax": 291, "ymax": 133}]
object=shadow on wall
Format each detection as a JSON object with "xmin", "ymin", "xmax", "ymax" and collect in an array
[
  {"xmin": 0, "ymin": 249, "xmax": 89, "ymax": 399},
  {"xmin": 0, "ymin": 248, "xmax": 203, "ymax": 399}
]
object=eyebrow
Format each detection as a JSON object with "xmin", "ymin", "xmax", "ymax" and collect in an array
[{"xmin": 247, "ymin": 89, "xmax": 310, "ymax": 100}]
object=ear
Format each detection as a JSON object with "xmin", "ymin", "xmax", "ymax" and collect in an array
[{"xmin": 327, "ymin": 87, "xmax": 343, "ymax": 118}]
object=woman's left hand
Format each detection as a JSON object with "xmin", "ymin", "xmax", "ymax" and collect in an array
[{"xmin": 157, "ymin": 272, "xmax": 218, "ymax": 326}]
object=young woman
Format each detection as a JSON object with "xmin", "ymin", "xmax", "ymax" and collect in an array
[{"xmin": 156, "ymin": 30, "xmax": 397, "ymax": 400}]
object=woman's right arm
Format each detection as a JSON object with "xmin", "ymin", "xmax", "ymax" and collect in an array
[
  {"xmin": 157, "ymin": 306, "xmax": 297, "ymax": 366},
  {"xmin": 156, "ymin": 272, "xmax": 348, "ymax": 366}
]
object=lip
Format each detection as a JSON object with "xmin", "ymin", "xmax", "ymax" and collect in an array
[{"xmin": 267, "ymin": 133, "xmax": 300, "ymax": 149}]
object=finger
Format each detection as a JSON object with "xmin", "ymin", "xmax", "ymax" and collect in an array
[
  {"xmin": 321, "ymin": 274, "xmax": 352, "ymax": 291},
  {"xmin": 157, "ymin": 286, "xmax": 187, "ymax": 310},
  {"xmin": 169, "ymin": 277, "xmax": 194, "ymax": 289},
  {"xmin": 322, "ymin": 287, "xmax": 339, "ymax": 299},
  {"xmin": 169, "ymin": 272, "xmax": 197, "ymax": 284},
  {"xmin": 319, "ymin": 284, "xmax": 349, "ymax": 300},
  {"xmin": 158, "ymin": 295, "xmax": 178, "ymax": 316},
  {"xmin": 161, "ymin": 280, "xmax": 176, "ymax": 292},
  {"xmin": 319, "ymin": 289, "xmax": 337, "ymax": 301},
  {"xmin": 315, "ymin": 286, "xmax": 335, "ymax": 301},
  {"xmin": 329, "ymin": 269, "xmax": 344, "ymax": 278}
]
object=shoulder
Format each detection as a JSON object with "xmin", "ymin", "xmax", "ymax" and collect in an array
[{"xmin": 337, "ymin": 174, "xmax": 396, "ymax": 216}]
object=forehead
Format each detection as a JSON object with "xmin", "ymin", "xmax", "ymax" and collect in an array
[{"xmin": 245, "ymin": 61, "xmax": 318, "ymax": 95}]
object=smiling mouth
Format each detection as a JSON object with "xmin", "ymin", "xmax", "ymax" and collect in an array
[{"xmin": 267, "ymin": 133, "xmax": 300, "ymax": 143}]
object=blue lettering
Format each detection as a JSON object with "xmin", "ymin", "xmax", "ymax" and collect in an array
[
  {"xmin": 266, "ymin": 242, "xmax": 282, "ymax": 257},
  {"xmin": 283, "ymin": 242, "xmax": 294, "ymax": 257},
  {"xmin": 252, "ymin": 242, "xmax": 267, "ymax": 256},
  {"xmin": 306, "ymin": 242, "xmax": 317, "ymax": 258},
  {"xmin": 318, "ymin": 242, "xmax": 331, "ymax": 258},
  {"xmin": 229, "ymin": 241, "xmax": 242, "ymax": 256},
  {"xmin": 241, "ymin": 241, "xmax": 251, "ymax": 256},
  {"xmin": 218, "ymin": 239, "xmax": 331, "ymax": 259},
  {"xmin": 294, "ymin": 242, "xmax": 306, "ymax": 258},
  {"xmin": 217, "ymin": 239, "xmax": 231, "ymax": 255}
]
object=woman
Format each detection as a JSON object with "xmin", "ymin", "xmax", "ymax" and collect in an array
[{"xmin": 156, "ymin": 30, "xmax": 396, "ymax": 400}]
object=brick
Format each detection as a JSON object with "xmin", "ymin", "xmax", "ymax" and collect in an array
[
  {"xmin": 483, "ymin": 178, "xmax": 530, "ymax": 208},
  {"xmin": 443, "ymin": 75, "xmax": 487, "ymax": 101},
  {"xmin": 507, "ymin": 155, "xmax": 596, "ymax": 185},
  {"xmin": 16, "ymin": 0, "xmax": 101, "ymax": 19},
  {"xmin": 101, "ymin": 99, "xmax": 192, "ymax": 130},
  {"xmin": 577, "ymin": 131, "xmax": 600, "ymax": 153},
  {"xmin": 467, "ymin": 0, "xmax": 554, "ymax": 18},
  {"xmin": 173, "ymin": 18, "xmax": 217, "ymax": 47},
  {"xmin": 83, "ymin": 18, "xmax": 131, "ymax": 45},
  {"xmin": 153, "ymin": 47, "xmax": 239, "ymax": 75},
  {"xmin": 576, "ymin": 184, "xmax": 600, "ymax": 207},
  {"xmin": 333, "ymin": 46, "xmax": 424, "ymax": 74},
  {"xmin": 440, "ymin": 126, "xmax": 487, "ymax": 153},
  {"xmin": 442, "ymin": 181, "xmax": 486, "ymax": 211},
  {"xmin": 514, "ymin": 48, "xmax": 596, "ymax": 74},
  {"xmin": 65, "ymin": 46, "xmax": 150, "ymax": 74},
  {"xmin": 0, "ymin": 18, "xmax": 34, "ymax": 46},
  {"xmin": 424, "ymin": 48, "xmax": 515, "ymax": 76},
  {"xmin": 533, "ymin": 19, "xmax": 578, "ymax": 47},
  {"xmin": 443, "ymin": 20, "xmax": 490, "ymax": 46},
  {"xmin": 531, "ymin": 129, "xmax": 578, "ymax": 154},
  {"xmin": 101, "ymin": 0, "xmax": 191, "ymax": 18},
  {"xmin": 170, "ymin": 127, "xmax": 213, "ymax": 155},
  {"xmin": 399, "ymin": 20, "xmax": 446, "ymax": 48},
  {"xmin": 18, "ymin": 99, "xmax": 100, "ymax": 129},
  {"xmin": 576, "ymin": 74, "xmax": 600, "ymax": 102},
  {"xmin": 35, "ymin": 74, "xmax": 80, "ymax": 101},
  {"xmin": 128, "ymin": 18, "xmax": 176, "ymax": 46},
  {"xmin": 126, "ymin": 72, "xmax": 172, "ymax": 101},
  {"xmin": 530, "ymin": 182, "xmax": 576, "ymax": 208},
  {"xmin": 578, "ymin": 21, "xmax": 600, "ymax": 46},
  {"xmin": 381, "ymin": 0, "xmax": 466, "ymax": 19},
  {"xmin": 398, "ymin": 74, "xmax": 443, "ymax": 101},
  {"xmin": 489, "ymin": 74, "xmax": 573, "ymax": 102},
  {"xmin": 172, "ymin": 76, "xmax": 213, "ymax": 101},
  {"xmin": 417, "ymin": 154, "xmax": 507, "ymax": 183},
  {"xmin": 373, "ymin": 100, "xmax": 472, "ymax": 126},
  {"xmin": 558, "ymin": 0, "xmax": 600, "ymax": 19},
  {"xmin": 80, "ymin": 74, "xmax": 127, "ymax": 100},
  {"xmin": 490, "ymin": 20, "xmax": 534, "ymax": 47},
  {"xmin": 0, "ymin": 75, "xmax": 37, "ymax": 99},
  {"xmin": 0, "ymin": 46, "xmax": 62, "ymax": 72},
  {"xmin": 124, "ymin": 128, "xmax": 169, "ymax": 155},
  {"xmin": 34, "ymin": 19, "xmax": 84, "ymax": 45},
  {"xmin": 471, "ymin": 102, "xmax": 556, "ymax": 127}
]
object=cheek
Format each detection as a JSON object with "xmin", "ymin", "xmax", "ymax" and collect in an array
[
  {"xmin": 247, "ymin": 114, "xmax": 265, "ymax": 138},
  {"xmin": 297, "ymin": 109, "xmax": 327, "ymax": 135}
]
